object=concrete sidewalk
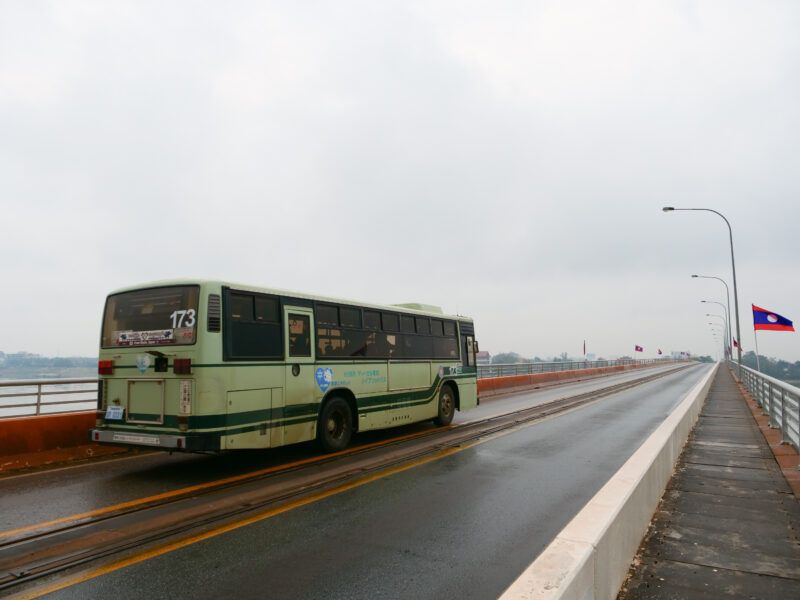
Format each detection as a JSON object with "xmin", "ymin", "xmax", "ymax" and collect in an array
[{"xmin": 618, "ymin": 367, "xmax": 800, "ymax": 599}]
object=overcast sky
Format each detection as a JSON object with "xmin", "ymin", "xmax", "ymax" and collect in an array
[{"xmin": 1, "ymin": 1, "xmax": 798, "ymax": 362}]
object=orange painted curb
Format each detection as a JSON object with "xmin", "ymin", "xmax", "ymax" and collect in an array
[
  {"xmin": 0, "ymin": 444, "xmax": 133, "ymax": 474},
  {"xmin": 0, "ymin": 411, "xmax": 95, "ymax": 456}
]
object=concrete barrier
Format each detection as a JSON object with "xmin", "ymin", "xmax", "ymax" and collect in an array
[
  {"xmin": 500, "ymin": 362, "xmax": 718, "ymax": 600},
  {"xmin": 0, "ymin": 411, "xmax": 96, "ymax": 456}
]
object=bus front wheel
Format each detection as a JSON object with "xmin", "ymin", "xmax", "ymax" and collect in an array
[
  {"xmin": 433, "ymin": 384, "xmax": 455, "ymax": 427},
  {"xmin": 317, "ymin": 396, "xmax": 353, "ymax": 453}
]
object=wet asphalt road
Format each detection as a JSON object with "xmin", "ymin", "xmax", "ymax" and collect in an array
[
  {"xmin": 0, "ymin": 364, "xmax": 683, "ymax": 531},
  {"xmin": 10, "ymin": 362, "xmax": 712, "ymax": 599}
]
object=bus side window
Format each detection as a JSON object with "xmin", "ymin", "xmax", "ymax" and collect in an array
[
  {"xmin": 289, "ymin": 314, "xmax": 311, "ymax": 357},
  {"xmin": 231, "ymin": 294, "xmax": 253, "ymax": 320},
  {"xmin": 226, "ymin": 292, "xmax": 282, "ymax": 360}
]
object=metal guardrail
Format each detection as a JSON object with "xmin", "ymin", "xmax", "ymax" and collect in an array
[
  {"xmin": 476, "ymin": 357, "xmax": 675, "ymax": 379},
  {"xmin": 0, "ymin": 378, "xmax": 98, "ymax": 418},
  {"xmin": 738, "ymin": 364, "xmax": 800, "ymax": 454},
  {"xmin": 0, "ymin": 358, "xmax": 678, "ymax": 418}
]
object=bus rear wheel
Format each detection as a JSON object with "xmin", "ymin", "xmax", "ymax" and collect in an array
[
  {"xmin": 433, "ymin": 384, "xmax": 455, "ymax": 426},
  {"xmin": 317, "ymin": 396, "xmax": 353, "ymax": 453}
]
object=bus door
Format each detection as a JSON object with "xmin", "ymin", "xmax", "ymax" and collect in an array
[{"xmin": 283, "ymin": 307, "xmax": 316, "ymax": 444}]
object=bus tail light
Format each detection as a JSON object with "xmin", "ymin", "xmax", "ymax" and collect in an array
[
  {"xmin": 173, "ymin": 358, "xmax": 191, "ymax": 374},
  {"xmin": 98, "ymin": 360, "xmax": 114, "ymax": 375}
]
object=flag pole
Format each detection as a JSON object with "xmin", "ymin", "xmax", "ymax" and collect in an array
[{"xmin": 753, "ymin": 329, "xmax": 761, "ymax": 372}]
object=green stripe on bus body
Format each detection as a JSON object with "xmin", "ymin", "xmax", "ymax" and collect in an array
[
  {"xmin": 116, "ymin": 398, "xmax": 416, "ymax": 433},
  {"xmin": 346, "ymin": 374, "xmax": 466, "ymax": 408},
  {"xmin": 106, "ymin": 375, "xmax": 468, "ymax": 431},
  {"xmin": 105, "ymin": 387, "xmax": 440, "ymax": 438},
  {"xmin": 117, "ymin": 405, "xmax": 320, "ymax": 430},
  {"xmin": 104, "ymin": 413, "xmax": 313, "ymax": 437},
  {"xmin": 197, "ymin": 379, "xmax": 446, "ymax": 429},
  {"xmin": 107, "ymin": 362, "xmax": 477, "ymax": 371}
]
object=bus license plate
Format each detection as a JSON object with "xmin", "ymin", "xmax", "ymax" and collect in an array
[
  {"xmin": 105, "ymin": 405, "xmax": 124, "ymax": 420},
  {"xmin": 112, "ymin": 433, "xmax": 160, "ymax": 445}
]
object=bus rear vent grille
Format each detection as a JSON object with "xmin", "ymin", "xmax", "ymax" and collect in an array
[{"xmin": 207, "ymin": 294, "xmax": 221, "ymax": 332}]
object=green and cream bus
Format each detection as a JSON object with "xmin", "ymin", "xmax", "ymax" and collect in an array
[{"xmin": 90, "ymin": 280, "xmax": 479, "ymax": 453}]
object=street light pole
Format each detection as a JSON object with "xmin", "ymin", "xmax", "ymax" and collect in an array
[
  {"xmin": 692, "ymin": 275, "xmax": 732, "ymax": 361},
  {"xmin": 708, "ymin": 323, "xmax": 725, "ymax": 360},
  {"xmin": 702, "ymin": 301, "xmax": 730, "ymax": 358},
  {"xmin": 663, "ymin": 207, "xmax": 742, "ymax": 376},
  {"xmin": 706, "ymin": 311, "xmax": 728, "ymax": 357}
]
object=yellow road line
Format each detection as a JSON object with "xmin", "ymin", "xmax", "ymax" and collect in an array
[
  {"xmin": 4, "ymin": 370, "xmax": 655, "ymax": 540},
  {"xmin": 11, "ymin": 398, "xmax": 609, "ymax": 600},
  {"xmin": 12, "ymin": 447, "xmax": 460, "ymax": 600},
  {"xmin": 0, "ymin": 426, "xmax": 446, "ymax": 540}
]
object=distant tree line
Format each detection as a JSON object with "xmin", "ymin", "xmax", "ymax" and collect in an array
[
  {"xmin": 0, "ymin": 352, "xmax": 96, "ymax": 368},
  {"xmin": 490, "ymin": 352, "xmax": 603, "ymax": 364},
  {"xmin": 0, "ymin": 351, "xmax": 97, "ymax": 379},
  {"xmin": 490, "ymin": 352, "xmax": 720, "ymax": 365},
  {"xmin": 691, "ymin": 355, "xmax": 715, "ymax": 363},
  {"xmin": 491, "ymin": 352, "xmax": 553, "ymax": 364},
  {"xmin": 740, "ymin": 351, "xmax": 800, "ymax": 382},
  {"xmin": 491, "ymin": 352, "xmax": 527, "ymax": 364}
]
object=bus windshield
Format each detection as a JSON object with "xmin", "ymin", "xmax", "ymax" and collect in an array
[{"xmin": 102, "ymin": 286, "xmax": 200, "ymax": 348}]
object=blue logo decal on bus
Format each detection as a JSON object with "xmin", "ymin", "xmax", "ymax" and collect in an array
[
  {"xmin": 136, "ymin": 354, "xmax": 151, "ymax": 374},
  {"xmin": 316, "ymin": 367, "xmax": 333, "ymax": 391}
]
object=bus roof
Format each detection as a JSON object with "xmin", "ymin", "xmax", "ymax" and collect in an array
[{"xmin": 106, "ymin": 279, "xmax": 473, "ymax": 322}]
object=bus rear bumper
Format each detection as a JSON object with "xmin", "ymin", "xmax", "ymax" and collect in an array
[{"xmin": 89, "ymin": 429, "xmax": 220, "ymax": 451}]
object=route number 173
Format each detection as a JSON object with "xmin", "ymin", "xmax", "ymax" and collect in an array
[{"xmin": 170, "ymin": 310, "xmax": 196, "ymax": 328}]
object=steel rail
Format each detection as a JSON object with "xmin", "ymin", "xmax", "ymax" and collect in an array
[
  {"xmin": 0, "ymin": 363, "xmax": 694, "ymax": 592},
  {"xmin": 0, "ymin": 378, "xmax": 97, "ymax": 417}
]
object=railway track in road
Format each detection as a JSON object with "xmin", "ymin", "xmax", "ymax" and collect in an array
[{"xmin": 0, "ymin": 363, "xmax": 695, "ymax": 593}]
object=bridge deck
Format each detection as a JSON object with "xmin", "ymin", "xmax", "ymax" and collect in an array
[{"xmin": 619, "ymin": 367, "xmax": 800, "ymax": 598}]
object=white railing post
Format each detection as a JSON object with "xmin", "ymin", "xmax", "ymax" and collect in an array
[{"xmin": 779, "ymin": 388, "xmax": 788, "ymax": 444}]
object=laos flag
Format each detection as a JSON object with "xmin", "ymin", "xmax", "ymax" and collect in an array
[
  {"xmin": 635, "ymin": 345, "xmax": 643, "ymax": 352},
  {"xmin": 752, "ymin": 305, "xmax": 794, "ymax": 332}
]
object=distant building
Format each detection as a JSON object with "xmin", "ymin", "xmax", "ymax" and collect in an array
[
  {"xmin": 476, "ymin": 351, "xmax": 491, "ymax": 365},
  {"xmin": 586, "ymin": 353, "xmax": 596, "ymax": 361}
]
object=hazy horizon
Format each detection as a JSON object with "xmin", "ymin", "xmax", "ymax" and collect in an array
[{"xmin": 2, "ymin": 2, "xmax": 798, "ymax": 362}]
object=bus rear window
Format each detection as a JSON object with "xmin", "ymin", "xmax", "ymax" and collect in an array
[{"xmin": 102, "ymin": 286, "xmax": 200, "ymax": 348}]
